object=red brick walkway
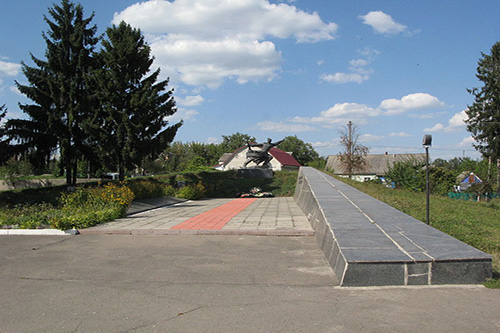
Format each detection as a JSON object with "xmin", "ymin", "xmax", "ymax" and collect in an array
[{"xmin": 171, "ymin": 198, "xmax": 257, "ymax": 230}]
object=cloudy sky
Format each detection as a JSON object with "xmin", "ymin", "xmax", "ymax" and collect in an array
[{"xmin": 1, "ymin": 0, "xmax": 499, "ymax": 159}]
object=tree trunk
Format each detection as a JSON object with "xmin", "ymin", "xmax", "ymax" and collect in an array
[{"xmin": 497, "ymin": 158, "xmax": 500, "ymax": 191}]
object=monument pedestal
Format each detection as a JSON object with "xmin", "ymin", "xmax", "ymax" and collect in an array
[{"xmin": 237, "ymin": 168, "xmax": 273, "ymax": 178}]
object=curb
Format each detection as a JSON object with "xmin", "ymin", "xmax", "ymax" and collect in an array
[
  {"xmin": 0, "ymin": 229, "xmax": 79, "ymax": 236},
  {"xmin": 78, "ymin": 228, "xmax": 315, "ymax": 236}
]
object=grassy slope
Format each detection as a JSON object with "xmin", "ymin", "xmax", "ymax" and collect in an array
[{"xmin": 336, "ymin": 177, "xmax": 500, "ymax": 280}]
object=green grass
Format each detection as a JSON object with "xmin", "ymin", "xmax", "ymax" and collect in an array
[{"xmin": 336, "ymin": 177, "xmax": 500, "ymax": 288}]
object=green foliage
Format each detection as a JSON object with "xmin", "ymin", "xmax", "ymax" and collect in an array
[
  {"xmin": 386, "ymin": 159, "xmax": 457, "ymax": 195},
  {"xmin": 10, "ymin": 0, "xmax": 100, "ymax": 187},
  {"xmin": 0, "ymin": 159, "xmax": 34, "ymax": 180},
  {"xmin": 386, "ymin": 159, "xmax": 424, "ymax": 192},
  {"xmin": 0, "ymin": 105, "xmax": 13, "ymax": 165},
  {"xmin": 221, "ymin": 132, "xmax": 256, "ymax": 152},
  {"xmin": 466, "ymin": 41, "xmax": 500, "ymax": 162},
  {"xmin": 428, "ymin": 166, "xmax": 456, "ymax": 195},
  {"xmin": 183, "ymin": 156, "xmax": 215, "ymax": 172},
  {"xmin": 277, "ymin": 135, "xmax": 319, "ymax": 166},
  {"xmin": 127, "ymin": 179, "xmax": 165, "ymax": 200},
  {"xmin": 93, "ymin": 21, "xmax": 181, "ymax": 180},
  {"xmin": 176, "ymin": 182, "xmax": 206, "ymax": 200},
  {"xmin": 484, "ymin": 278, "xmax": 500, "ymax": 289},
  {"xmin": 306, "ymin": 157, "xmax": 326, "ymax": 170},
  {"xmin": 0, "ymin": 182, "xmax": 134, "ymax": 230}
]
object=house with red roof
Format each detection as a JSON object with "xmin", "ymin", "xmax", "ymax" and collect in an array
[{"xmin": 214, "ymin": 145, "xmax": 301, "ymax": 171}]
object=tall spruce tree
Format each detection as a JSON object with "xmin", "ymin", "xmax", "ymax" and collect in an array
[
  {"xmin": 0, "ymin": 105, "xmax": 13, "ymax": 165},
  {"xmin": 94, "ymin": 22, "xmax": 181, "ymax": 180},
  {"xmin": 465, "ymin": 41, "xmax": 500, "ymax": 185},
  {"xmin": 13, "ymin": 0, "xmax": 99, "ymax": 188}
]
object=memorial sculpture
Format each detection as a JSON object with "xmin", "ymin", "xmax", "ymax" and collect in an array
[{"xmin": 243, "ymin": 138, "xmax": 283, "ymax": 168}]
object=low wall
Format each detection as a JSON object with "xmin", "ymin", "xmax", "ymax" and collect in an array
[{"xmin": 294, "ymin": 167, "xmax": 492, "ymax": 287}]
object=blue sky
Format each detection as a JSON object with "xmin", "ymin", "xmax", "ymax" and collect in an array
[{"xmin": 1, "ymin": 0, "xmax": 499, "ymax": 160}]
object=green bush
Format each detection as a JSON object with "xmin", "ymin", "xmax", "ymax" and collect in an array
[
  {"xmin": 50, "ymin": 206, "xmax": 122, "ymax": 230},
  {"xmin": 1, "ymin": 182, "xmax": 135, "ymax": 230},
  {"xmin": 127, "ymin": 179, "xmax": 165, "ymax": 199},
  {"xmin": 176, "ymin": 182, "xmax": 206, "ymax": 200}
]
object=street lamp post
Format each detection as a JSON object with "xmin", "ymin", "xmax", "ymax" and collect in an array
[{"xmin": 422, "ymin": 135, "xmax": 432, "ymax": 225}]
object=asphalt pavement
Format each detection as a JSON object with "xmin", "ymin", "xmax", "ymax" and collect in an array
[{"xmin": 1, "ymin": 235, "xmax": 499, "ymax": 332}]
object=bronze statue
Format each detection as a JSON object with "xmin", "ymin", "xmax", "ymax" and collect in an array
[{"xmin": 243, "ymin": 138, "xmax": 283, "ymax": 168}]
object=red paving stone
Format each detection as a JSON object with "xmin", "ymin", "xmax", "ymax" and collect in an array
[{"xmin": 171, "ymin": 198, "xmax": 257, "ymax": 230}]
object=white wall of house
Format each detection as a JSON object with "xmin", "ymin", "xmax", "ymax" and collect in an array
[{"xmin": 219, "ymin": 148, "xmax": 283, "ymax": 171}]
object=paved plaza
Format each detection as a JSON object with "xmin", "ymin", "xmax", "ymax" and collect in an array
[{"xmin": 80, "ymin": 197, "xmax": 314, "ymax": 236}]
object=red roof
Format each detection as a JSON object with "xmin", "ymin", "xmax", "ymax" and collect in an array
[{"xmin": 269, "ymin": 148, "xmax": 301, "ymax": 167}]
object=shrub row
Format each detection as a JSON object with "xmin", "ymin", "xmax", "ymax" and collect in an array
[
  {"xmin": 0, "ymin": 170, "xmax": 299, "ymax": 230},
  {"xmin": 0, "ymin": 182, "xmax": 134, "ymax": 230}
]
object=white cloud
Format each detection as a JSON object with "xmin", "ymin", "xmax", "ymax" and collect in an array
[
  {"xmin": 459, "ymin": 136, "xmax": 476, "ymax": 147},
  {"xmin": 349, "ymin": 59, "xmax": 368, "ymax": 67},
  {"xmin": 176, "ymin": 94, "xmax": 204, "ymax": 107},
  {"xmin": 320, "ymin": 72, "xmax": 367, "ymax": 84},
  {"xmin": 0, "ymin": 60, "xmax": 21, "ymax": 77},
  {"xmin": 113, "ymin": 0, "xmax": 337, "ymax": 88},
  {"xmin": 424, "ymin": 110, "xmax": 468, "ymax": 133},
  {"xmin": 359, "ymin": 11, "xmax": 407, "ymax": 35},
  {"xmin": 379, "ymin": 93, "xmax": 446, "ymax": 115},
  {"xmin": 359, "ymin": 46, "xmax": 381, "ymax": 57},
  {"xmin": 257, "ymin": 120, "xmax": 317, "ymax": 132},
  {"xmin": 165, "ymin": 108, "xmax": 199, "ymax": 123},
  {"xmin": 292, "ymin": 102, "xmax": 379, "ymax": 126},
  {"xmin": 423, "ymin": 123, "xmax": 444, "ymax": 132},
  {"xmin": 206, "ymin": 137, "xmax": 219, "ymax": 144},
  {"xmin": 359, "ymin": 133, "xmax": 383, "ymax": 142},
  {"xmin": 320, "ymin": 49, "xmax": 376, "ymax": 84},
  {"xmin": 260, "ymin": 93, "xmax": 446, "ymax": 134},
  {"xmin": 448, "ymin": 110, "xmax": 468, "ymax": 129},
  {"xmin": 389, "ymin": 132, "xmax": 412, "ymax": 137},
  {"xmin": 9, "ymin": 86, "xmax": 21, "ymax": 95},
  {"xmin": 311, "ymin": 141, "xmax": 339, "ymax": 148}
]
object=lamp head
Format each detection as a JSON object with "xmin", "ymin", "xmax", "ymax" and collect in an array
[{"xmin": 422, "ymin": 134, "xmax": 432, "ymax": 147}]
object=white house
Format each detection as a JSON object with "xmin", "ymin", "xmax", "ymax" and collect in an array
[{"xmin": 214, "ymin": 145, "xmax": 301, "ymax": 171}]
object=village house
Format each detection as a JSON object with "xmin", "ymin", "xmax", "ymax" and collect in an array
[
  {"xmin": 214, "ymin": 145, "xmax": 301, "ymax": 171},
  {"xmin": 325, "ymin": 153, "xmax": 426, "ymax": 182}
]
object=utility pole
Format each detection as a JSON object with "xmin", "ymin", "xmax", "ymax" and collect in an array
[
  {"xmin": 347, "ymin": 121, "xmax": 353, "ymax": 178},
  {"xmin": 422, "ymin": 134, "xmax": 432, "ymax": 225}
]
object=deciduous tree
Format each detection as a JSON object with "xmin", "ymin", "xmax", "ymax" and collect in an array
[
  {"xmin": 466, "ymin": 41, "xmax": 500, "ymax": 185},
  {"xmin": 337, "ymin": 121, "xmax": 369, "ymax": 178},
  {"xmin": 277, "ymin": 135, "xmax": 319, "ymax": 166}
]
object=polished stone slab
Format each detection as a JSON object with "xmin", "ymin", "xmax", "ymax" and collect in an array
[{"xmin": 294, "ymin": 167, "xmax": 492, "ymax": 286}]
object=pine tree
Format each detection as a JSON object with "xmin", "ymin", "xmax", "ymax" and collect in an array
[
  {"xmin": 466, "ymin": 41, "xmax": 500, "ymax": 185},
  {"xmin": 94, "ymin": 21, "xmax": 181, "ymax": 180},
  {"xmin": 13, "ymin": 0, "xmax": 99, "ymax": 188}
]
